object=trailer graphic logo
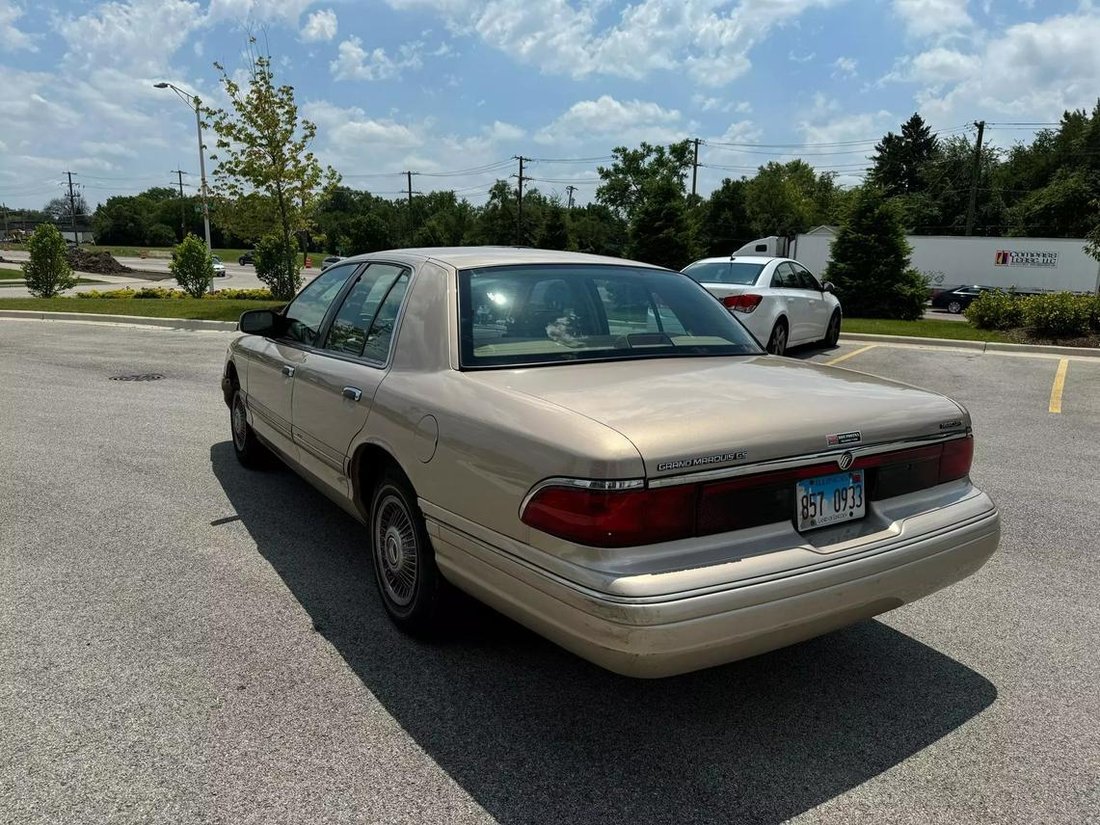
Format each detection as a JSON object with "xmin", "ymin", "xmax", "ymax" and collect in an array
[{"xmin": 995, "ymin": 250, "xmax": 1059, "ymax": 268}]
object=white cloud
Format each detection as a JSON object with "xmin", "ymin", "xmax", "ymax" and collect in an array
[
  {"xmin": 383, "ymin": 0, "xmax": 846, "ymax": 86},
  {"xmin": 301, "ymin": 8, "xmax": 337, "ymax": 42},
  {"xmin": 330, "ymin": 37, "xmax": 423, "ymax": 80},
  {"xmin": 484, "ymin": 121, "xmax": 525, "ymax": 142},
  {"xmin": 892, "ymin": 0, "xmax": 972, "ymax": 38},
  {"xmin": 56, "ymin": 0, "xmax": 204, "ymax": 75},
  {"xmin": 904, "ymin": 13, "xmax": 1100, "ymax": 124},
  {"xmin": 535, "ymin": 96, "xmax": 686, "ymax": 146},
  {"xmin": 205, "ymin": 0, "xmax": 315, "ymax": 23},
  {"xmin": 789, "ymin": 50, "xmax": 816, "ymax": 63},
  {"xmin": 832, "ymin": 56, "xmax": 857, "ymax": 77},
  {"xmin": 692, "ymin": 95, "xmax": 752, "ymax": 114},
  {"xmin": 0, "ymin": 0, "xmax": 36, "ymax": 52}
]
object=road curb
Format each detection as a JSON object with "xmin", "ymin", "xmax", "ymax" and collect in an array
[
  {"xmin": 840, "ymin": 331, "xmax": 1100, "ymax": 357},
  {"xmin": 0, "ymin": 309, "xmax": 238, "ymax": 332}
]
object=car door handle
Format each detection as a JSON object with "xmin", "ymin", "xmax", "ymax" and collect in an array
[
  {"xmin": 342, "ymin": 386, "xmax": 363, "ymax": 402},
  {"xmin": 281, "ymin": 365, "xmax": 295, "ymax": 378}
]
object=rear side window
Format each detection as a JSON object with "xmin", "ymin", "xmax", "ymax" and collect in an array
[
  {"xmin": 770, "ymin": 262, "xmax": 800, "ymax": 289},
  {"xmin": 283, "ymin": 263, "xmax": 359, "ymax": 346},
  {"xmin": 684, "ymin": 261, "xmax": 764, "ymax": 285},
  {"xmin": 324, "ymin": 263, "xmax": 408, "ymax": 360},
  {"xmin": 459, "ymin": 263, "xmax": 761, "ymax": 368}
]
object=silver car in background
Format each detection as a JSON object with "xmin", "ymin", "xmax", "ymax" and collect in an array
[{"xmin": 222, "ymin": 248, "xmax": 999, "ymax": 677}]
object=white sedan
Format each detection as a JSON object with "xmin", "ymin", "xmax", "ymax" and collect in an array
[{"xmin": 682, "ymin": 256, "xmax": 842, "ymax": 355}]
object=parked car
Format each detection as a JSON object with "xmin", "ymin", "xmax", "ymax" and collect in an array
[
  {"xmin": 321, "ymin": 255, "xmax": 344, "ymax": 270},
  {"xmin": 212, "ymin": 255, "xmax": 226, "ymax": 277},
  {"xmin": 930, "ymin": 285, "xmax": 994, "ymax": 314},
  {"xmin": 222, "ymin": 248, "xmax": 999, "ymax": 678},
  {"xmin": 682, "ymin": 256, "xmax": 841, "ymax": 355},
  {"xmin": 238, "ymin": 251, "xmax": 254, "ymax": 266}
]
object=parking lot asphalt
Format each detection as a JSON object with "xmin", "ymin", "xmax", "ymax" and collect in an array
[{"xmin": 1, "ymin": 320, "xmax": 1097, "ymax": 824}]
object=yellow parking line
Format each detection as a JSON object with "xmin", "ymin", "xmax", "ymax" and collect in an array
[
  {"xmin": 826, "ymin": 344, "xmax": 878, "ymax": 366},
  {"xmin": 1049, "ymin": 358, "xmax": 1069, "ymax": 414}
]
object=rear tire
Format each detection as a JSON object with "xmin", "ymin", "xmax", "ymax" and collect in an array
[
  {"xmin": 823, "ymin": 311, "xmax": 841, "ymax": 347},
  {"xmin": 369, "ymin": 468, "xmax": 447, "ymax": 636},
  {"xmin": 230, "ymin": 387, "xmax": 270, "ymax": 469},
  {"xmin": 766, "ymin": 319, "xmax": 789, "ymax": 356}
]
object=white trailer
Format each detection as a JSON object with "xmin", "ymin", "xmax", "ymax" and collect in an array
[{"xmin": 786, "ymin": 227, "xmax": 1100, "ymax": 294}]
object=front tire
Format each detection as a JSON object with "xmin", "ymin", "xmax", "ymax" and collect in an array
[
  {"xmin": 766, "ymin": 319, "xmax": 788, "ymax": 356},
  {"xmin": 823, "ymin": 311, "xmax": 841, "ymax": 347},
  {"xmin": 370, "ymin": 469, "xmax": 446, "ymax": 635},
  {"xmin": 230, "ymin": 388, "xmax": 270, "ymax": 469},
  {"xmin": 947, "ymin": 300, "xmax": 963, "ymax": 314}
]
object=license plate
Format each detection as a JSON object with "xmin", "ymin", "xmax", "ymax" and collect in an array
[{"xmin": 795, "ymin": 471, "xmax": 866, "ymax": 532}]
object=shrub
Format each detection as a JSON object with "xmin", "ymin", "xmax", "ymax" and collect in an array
[
  {"xmin": 170, "ymin": 234, "xmax": 214, "ymax": 298},
  {"xmin": 254, "ymin": 232, "xmax": 301, "ymax": 301},
  {"xmin": 824, "ymin": 187, "xmax": 927, "ymax": 320},
  {"xmin": 1023, "ymin": 292, "xmax": 1092, "ymax": 338},
  {"xmin": 1087, "ymin": 294, "xmax": 1100, "ymax": 332},
  {"xmin": 23, "ymin": 224, "xmax": 76, "ymax": 297},
  {"xmin": 76, "ymin": 289, "xmax": 136, "ymax": 299},
  {"xmin": 145, "ymin": 223, "xmax": 177, "ymax": 247},
  {"xmin": 206, "ymin": 288, "xmax": 274, "ymax": 300},
  {"xmin": 964, "ymin": 290, "xmax": 1025, "ymax": 330}
]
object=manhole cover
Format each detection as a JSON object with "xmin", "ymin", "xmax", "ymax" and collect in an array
[{"xmin": 109, "ymin": 374, "xmax": 165, "ymax": 382}]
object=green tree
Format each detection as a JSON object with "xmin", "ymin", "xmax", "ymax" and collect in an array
[
  {"xmin": 870, "ymin": 113, "xmax": 939, "ymax": 196},
  {"xmin": 254, "ymin": 231, "xmax": 301, "ymax": 300},
  {"xmin": 824, "ymin": 187, "xmax": 927, "ymax": 320},
  {"xmin": 536, "ymin": 204, "xmax": 570, "ymax": 249},
  {"xmin": 170, "ymin": 233, "xmax": 214, "ymax": 298},
  {"xmin": 745, "ymin": 160, "xmax": 818, "ymax": 236},
  {"xmin": 596, "ymin": 141, "xmax": 693, "ymax": 221},
  {"xmin": 627, "ymin": 179, "xmax": 693, "ymax": 269},
  {"xmin": 23, "ymin": 223, "xmax": 76, "ymax": 297},
  {"xmin": 207, "ymin": 38, "xmax": 339, "ymax": 301},
  {"xmin": 697, "ymin": 177, "xmax": 752, "ymax": 256}
]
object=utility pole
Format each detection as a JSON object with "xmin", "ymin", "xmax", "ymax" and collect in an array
[
  {"xmin": 1, "ymin": 202, "xmax": 8, "ymax": 239},
  {"xmin": 171, "ymin": 169, "xmax": 187, "ymax": 239},
  {"xmin": 565, "ymin": 185, "xmax": 576, "ymax": 210},
  {"xmin": 513, "ymin": 155, "xmax": 528, "ymax": 244},
  {"xmin": 964, "ymin": 120, "xmax": 985, "ymax": 236},
  {"xmin": 690, "ymin": 138, "xmax": 701, "ymax": 199},
  {"xmin": 405, "ymin": 170, "xmax": 414, "ymax": 206},
  {"xmin": 64, "ymin": 171, "xmax": 79, "ymax": 246}
]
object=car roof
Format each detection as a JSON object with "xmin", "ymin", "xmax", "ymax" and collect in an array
[
  {"xmin": 685, "ymin": 256, "xmax": 783, "ymax": 266},
  {"xmin": 340, "ymin": 246, "xmax": 669, "ymax": 271}
]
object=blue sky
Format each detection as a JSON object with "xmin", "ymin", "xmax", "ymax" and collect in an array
[{"xmin": 2, "ymin": 0, "xmax": 1099, "ymax": 211}]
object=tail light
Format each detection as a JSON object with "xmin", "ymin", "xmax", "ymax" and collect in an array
[
  {"xmin": 521, "ymin": 483, "xmax": 694, "ymax": 548},
  {"xmin": 521, "ymin": 436, "xmax": 974, "ymax": 547},
  {"xmin": 721, "ymin": 294, "xmax": 763, "ymax": 313}
]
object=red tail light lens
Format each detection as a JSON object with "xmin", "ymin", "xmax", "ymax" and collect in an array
[
  {"xmin": 522, "ymin": 436, "xmax": 974, "ymax": 547},
  {"xmin": 938, "ymin": 435, "xmax": 973, "ymax": 482},
  {"xmin": 721, "ymin": 294, "xmax": 764, "ymax": 313},
  {"xmin": 521, "ymin": 484, "xmax": 695, "ymax": 547}
]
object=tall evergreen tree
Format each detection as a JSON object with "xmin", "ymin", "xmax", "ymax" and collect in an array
[{"xmin": 870, "ymin": 113, "xmax": 939, "ymax": 196}]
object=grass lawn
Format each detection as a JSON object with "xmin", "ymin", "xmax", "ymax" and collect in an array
[
  {"xmin": 0, "ymin": 297, "xmax": 282, "ymax": 322},
  {"xmin": 844, "ymin": 318, "xmax": 1011, "ymax": 343},
  {"xmin": 0, "ymin": 268, "xmax": 25, "ymax": 280},
  {"xmin": 5, "ymin": 243, "xmax": 313, "ymax": 266}
]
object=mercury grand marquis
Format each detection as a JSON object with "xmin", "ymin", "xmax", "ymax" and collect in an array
[{"xmin": 221, "ymin": 247, "xmax": 1000, "ymax": 678}]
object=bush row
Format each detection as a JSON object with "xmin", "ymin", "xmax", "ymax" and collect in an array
[
  {"xmin": 965, "ymin": 290, "xmax": 1100, "ymax": 337},
  {"xmin": 76, "ymin": 287, "xmax": 274, "ymax": 301}
]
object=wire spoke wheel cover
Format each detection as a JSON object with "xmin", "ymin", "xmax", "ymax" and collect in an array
[
  {"xmin": 231, "ymin": 394, "xmax": 248, "ymax": 451},
  {"xmin": 374, "ymin": 492, "xmax": 419, "ymax": 608}
]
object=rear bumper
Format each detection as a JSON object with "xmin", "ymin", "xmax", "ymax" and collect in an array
[{"xmin": 430, "ymin": 490, "xmax": 1000, "ymax": 678}]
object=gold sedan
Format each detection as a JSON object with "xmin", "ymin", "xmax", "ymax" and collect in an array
[{"xmin": 221, "ymin": 248, "xmax": 1000, "ymax": 678}]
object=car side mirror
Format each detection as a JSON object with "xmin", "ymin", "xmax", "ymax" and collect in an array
[
  {"xmin": 238, "ymin": 309, "xmax": 279, "ymax": 335},
  {"xmin": 822, "ymin": 282, "xmax": 835, "ymax": 294}
]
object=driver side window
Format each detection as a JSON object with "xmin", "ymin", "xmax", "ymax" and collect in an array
[{"xmin": 282, "ymin": 264, "xmax": 359, "ymax": 346}]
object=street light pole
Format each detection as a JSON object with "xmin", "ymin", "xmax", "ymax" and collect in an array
[{"xmin": 154, "ymin": 82, "xmax": 212, "ymax": 252}]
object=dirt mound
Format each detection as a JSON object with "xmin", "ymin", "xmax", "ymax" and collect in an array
[{"xmin": 67, "ymin": 248, "xmax": 133, "ymax": 274}]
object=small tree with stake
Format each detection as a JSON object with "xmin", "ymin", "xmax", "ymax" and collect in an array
[
  {"xmin": 206, "ymin": 37, "xmax": 339, "ymax": 300},
  {"xmin": 170, "ymin": 233, "xmax": 214, "ymax": 298},
  {"xmin": 23, "ymin": 223, "xmax": 76, "ymax": 298},
  {"xmin": 824, "ymin": 186, "xmax": 928, "ymax": 320}
]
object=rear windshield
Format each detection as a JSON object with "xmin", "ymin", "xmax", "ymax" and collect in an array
[
  {"xmin": 458, "ymin": 264, "xmax": 761, "ymax": 368},
  {"xmin": 682, "ymin": 261, "xmax": 765, "ymax": 285}
]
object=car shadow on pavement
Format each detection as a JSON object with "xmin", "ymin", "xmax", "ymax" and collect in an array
[{"xmin": 210, "ymin": 441, "xmax": 997, "ymax": 825}]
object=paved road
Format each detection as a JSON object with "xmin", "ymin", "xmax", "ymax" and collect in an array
[{"xmin": 1, "ymin": 321, "xmax": 1097, "ymax": 823}]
